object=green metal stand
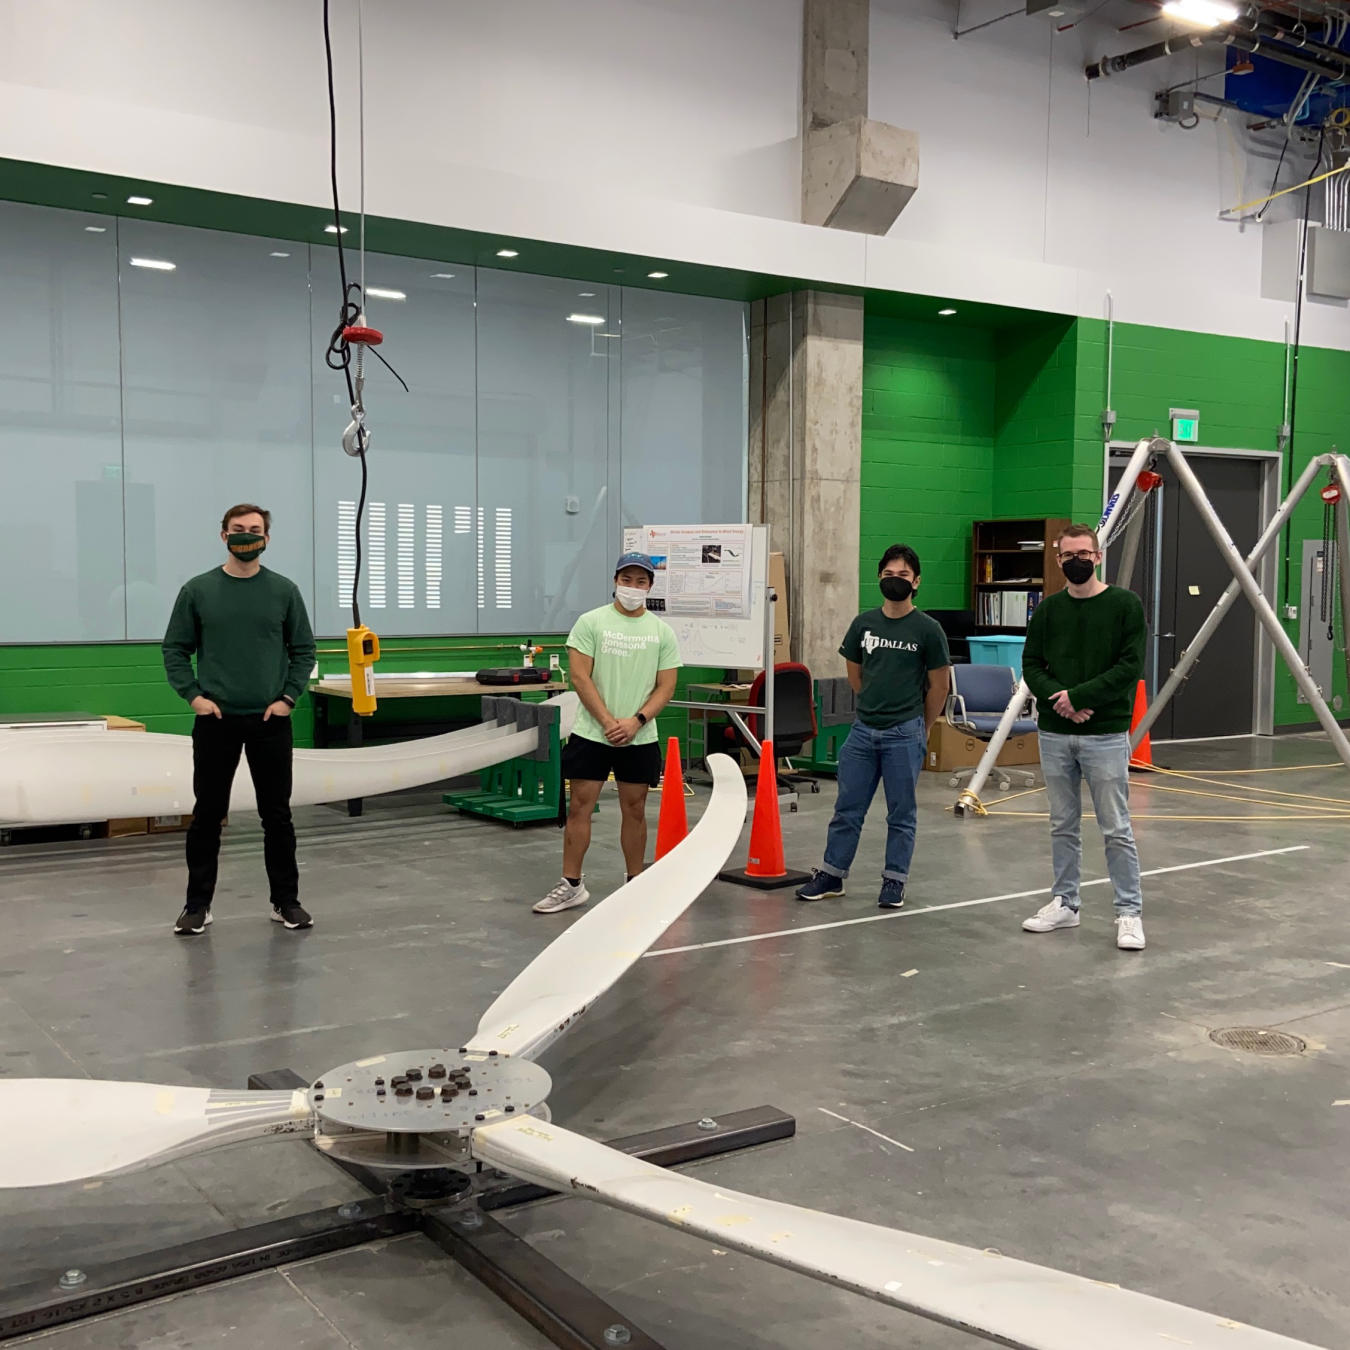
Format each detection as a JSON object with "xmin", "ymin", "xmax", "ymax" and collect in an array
[
  {"xmin": 788, "ymin": 677, "xmax": 855, "ymax": 776},
  {"xmin": 444, "ymin": 698, "xmax": 563, "ymax": 827}
]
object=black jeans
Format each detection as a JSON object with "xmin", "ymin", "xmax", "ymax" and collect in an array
[{"xmin": 185, "ymin": 714, "xmax": 298, "ymax": 910}]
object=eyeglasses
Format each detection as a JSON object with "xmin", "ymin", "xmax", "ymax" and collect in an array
[{"xmin": 1057, "ymin": 550, "xmax": 1099, "ymax": 563}]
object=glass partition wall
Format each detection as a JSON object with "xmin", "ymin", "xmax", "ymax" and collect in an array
[{"xmin": 0, "ymin": 200, "xmax": 748, "ymax": 641}]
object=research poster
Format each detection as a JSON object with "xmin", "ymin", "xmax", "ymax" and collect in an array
[{"xmin": 622, "ymin": 524, "xmax": 752, "ymax": 618}]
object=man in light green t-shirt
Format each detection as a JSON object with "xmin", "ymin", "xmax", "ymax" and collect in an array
[{"xmin": 534, "ymin": 552, "xmax": 681, "ymax": 914}]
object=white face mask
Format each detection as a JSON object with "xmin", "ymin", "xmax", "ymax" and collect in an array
[{"xmin": 615, "ymin": 585, "xmax": 649, "ymax": 612}]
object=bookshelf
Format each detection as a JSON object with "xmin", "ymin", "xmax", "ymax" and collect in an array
[{"xmin": 971, "ymin": 517, "xmax": 1071, "ymax": 632}]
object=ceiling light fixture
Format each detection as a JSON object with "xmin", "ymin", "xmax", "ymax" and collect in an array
[
  {"xmin": 270, "ymin": 251, "xmax": 290, "ymax": 258},
  {"xmin": 126, "ymin": 195, "xmax": 153, "ymax": 206},
  {"xmin": 84, "ymin": 226, "xmax": 107, "ymax": 233},
  {"xmin": 578, "ymin": 292, "xmax": 596, "ymax": 297},
  {"xmin": 324, "ymin": 224, "xmax": 348, "ymax": 234},
  {"xmin": 430, "ymin": 272, "xmax": 455, "ymax": 278},
  {"xmin": 938, "ymin": 307, "xmax": 957, "ymax": 316},
  {"xmin": 647, "ymin": 271, "xmax": 669, "ymax": 279},
  {"xmin": 496, "ymin": 249, "xmax": 519, "ymax": 258},
  {"xmin": 364, "ymin": 287, "xmax": 406, "ymax": 301},
  {"xmin": 567, "ymin": 313, "xmax": 606, "ymax": 325},
  {"xmin": 129, "ymin": 258, "xmax": 176, "ymax": 271},
  {"xmin": 1160, "ymin": 0, "xmax": 1238, "ymax": 27}
]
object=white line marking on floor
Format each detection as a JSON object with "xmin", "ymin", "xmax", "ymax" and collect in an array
[
  {"xmin": 145, "ymin": 1012, "xmax": 411, "ymax": 1057},
  {"xmin": 646, "ymin": 846, "xmax": 1311, "ymax": 958},
  {"xmin": 1326, "ymin": 962, "xmax": 1350, "ymax": 969},
  {"xmin": 819, "ymin": 1107, "xmax": 915, "ymax": 1153}
]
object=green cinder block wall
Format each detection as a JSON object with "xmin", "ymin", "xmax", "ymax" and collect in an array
[{"xmin": 861, "ymin": 310, "xmax": 1350, "ymax": 731}]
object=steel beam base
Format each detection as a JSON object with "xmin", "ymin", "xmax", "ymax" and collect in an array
[{"xmin": 0, "ymin": 1070, "xmax": 795, "ymax": 1350}]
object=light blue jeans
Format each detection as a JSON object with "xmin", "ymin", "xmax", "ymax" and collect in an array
[
  {"xmin": 821, "ymin": 716, "xmax": 926, "ymax": 883},
  {"xmin": 1039, "ymin": 731, "xmax": 1143, "ymax": 917}
]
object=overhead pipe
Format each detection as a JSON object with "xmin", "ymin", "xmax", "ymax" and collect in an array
[{"xmin": 1087, "ymin": 22, "xmax": 1350, "ymax": 84}]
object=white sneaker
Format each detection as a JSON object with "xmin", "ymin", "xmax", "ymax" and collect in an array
[
  {"xmin": 1022, "ymin": 897, "xmax": 1080, "ymax": 933},
  {"xmin": 1116, "ymin": 915, "xmax": 1145, "ymax": 950},
  {"xmin": 533, "ymin": 878, "xmax": 590, "ymax": 914}
]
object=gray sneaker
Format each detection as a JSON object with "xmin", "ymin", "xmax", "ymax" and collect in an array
[{"xmin": 533, "ymin": 878, "xmax": 590, "ymax": 914}]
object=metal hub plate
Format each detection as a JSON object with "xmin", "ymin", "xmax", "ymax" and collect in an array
[{"xmin": 310, "ymin": 1048, "xmax": 551, "ymax": 1134}]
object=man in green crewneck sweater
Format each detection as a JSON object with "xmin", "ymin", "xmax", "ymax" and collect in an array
[
  {"xmin": 1020, "ymin": 523, "xmax": 1148, "ymax": 951},
  {"xmin": 162, "ymin": 504, "xmax": 316, "ymax": 936}
]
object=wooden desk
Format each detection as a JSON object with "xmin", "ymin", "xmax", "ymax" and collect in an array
[{"xmin": 310, "ymin": 675, "xmax": 568, "ymax": 816}]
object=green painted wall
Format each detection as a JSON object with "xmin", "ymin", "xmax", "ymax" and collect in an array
[{"xmin": 861, "ymin": 310, "xmax": 1350, "ymax": 730}]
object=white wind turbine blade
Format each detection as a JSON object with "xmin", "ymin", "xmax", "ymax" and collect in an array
[
  {"xmin": 465, "ymin": 752, "xmax": 748, "ymax": 1062},
  {"xmin": 0, "ymin": 692, "xmax": 577, "ymax": 825},
  {"xmin": 0, "ymin": 1080, "xmax": 315, "ymax": 1188},
  {"xmin": 472, "ymin": 1114, "xmax": 1323, "ymax": 1350}
]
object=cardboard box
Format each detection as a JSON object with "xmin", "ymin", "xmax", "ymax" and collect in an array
[
  {"xmin": 924, "ymin": 719, "xmax": 1039, "ymax": 774},
  {"xmin": 148, "ymin": 814, "xmax": 194, "ymax": 833},
  {"xmin": 768, "ymin": 551, "xmax": 790, "ymax": 660}
]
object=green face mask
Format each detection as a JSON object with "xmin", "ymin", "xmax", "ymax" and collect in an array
[{"xmin": 226, "ymin": 531, "xmax": 267, "ymax": 561}]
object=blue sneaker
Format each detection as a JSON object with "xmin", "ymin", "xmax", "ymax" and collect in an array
[
  {"xmin": 795, "ymin": 869, "xmax": 845, "ymax": 902},
  {"xmin": 877, "ymin": 879, "xmax": 906, "ymax": 909}
]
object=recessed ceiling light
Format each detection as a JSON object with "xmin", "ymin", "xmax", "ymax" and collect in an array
[
  {"xmin": 269, "ymin": 251, "xmax": 290, "ymax": 258},
  {"xmin": 430, "ymin": 272, "xmax": 455, "ymax": 278},
  {"xmin": 130, "ymin": 257, "xmax": 175, "ymax": 271},
  {"xmin": 324, "ymin": 224, "xmax": 348, "ymax": 234},
  {"xmin": 647, "ymin": 271, "xmax": 669, "ymax": 279},
  {"xmin": 365, "ymin": 286, "xmax": 406, "ymax": 301},
  {"xmin": 938, "ymin": 307, "xmax": 957, "ymax": 316},
  {"xmin": 496, "ymin": 249, "xmax": 519, "ymax": 258},
  {"xmin": 1161, "ymin": 0, "xmax": 1238, "ymax": 26},
  {"xmin": 84, "ymin": 226, "xmax": 107, "ymax": 233},
  {"xmin": 567, "ymin": 313, "xmax": 605, "ymax": 325},
  {"xmin": 126, "ymin": 195, "xmax": 153, "ymax": 206},
  {"xmin": 578, "ymin": 292, "xmax": 596, "ymax": 297}
]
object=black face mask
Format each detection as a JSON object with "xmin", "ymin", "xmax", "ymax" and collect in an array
[
  {"xmin": 1060, "ymin": 556, "xmax": 1097, "ymax": 585},
  {"xmin": 879, "ymin": 576, "xmax": 914, "ymax": 603}
]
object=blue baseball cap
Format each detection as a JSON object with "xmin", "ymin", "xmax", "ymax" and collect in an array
[{"xmin": 614, "ymin": 551, "xmax": 656, "ymax": 578}]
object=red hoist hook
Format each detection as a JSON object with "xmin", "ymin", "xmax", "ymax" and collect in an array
[{"xmin": 340, "ymin": 319, "xmax": 384, "ymax": 459}]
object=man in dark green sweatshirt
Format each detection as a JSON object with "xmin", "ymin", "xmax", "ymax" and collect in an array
[
  {"xmin": 163, "ymin": 504, "xmax": 316, "ymax": 936},
  {"xmin": 1020, "ymin": 523, "xmax": 1148, "ymax": 951}
]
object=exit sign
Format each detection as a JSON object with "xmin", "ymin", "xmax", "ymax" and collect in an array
[{"xmin": 1170, "ymin": 407, "xmax": 1200, "ymax": 443}]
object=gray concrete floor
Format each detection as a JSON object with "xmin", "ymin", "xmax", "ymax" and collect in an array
[{"xmin": 1, "ymin": 735, "xmax": 1347, "ymax": 1349}]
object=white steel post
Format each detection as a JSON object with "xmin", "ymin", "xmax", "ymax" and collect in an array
[
  {"xmin": 1163, "ymin": 443, "xmax": 1350, "ymax": 770},
  {"xmin": 763, "ymin": 525, "xmax": 775, "ymax": 760},
  {"xmin": 1131, "ymin": 453, "xmax": 1334, "ymax": 749},
  {"xmin": 954, "ymin": 438, "xmax": 1161, "ymax": 816},
  {"xmin": 1336, "ymin": 456, "xmax": 1350, "ymax": 699}
]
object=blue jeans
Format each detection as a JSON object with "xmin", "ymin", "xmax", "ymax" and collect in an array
[
  {"xmin": 821, "ymin": 717, "xmax": 926, "ymax": 883},
  {"xmin": 1039, "ymin": 731, "xmax": 1143, "ymax": 917}
]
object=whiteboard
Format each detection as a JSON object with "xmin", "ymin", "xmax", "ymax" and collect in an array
[{"xmin": 624, "ymin": 524, "xmax": 768, "ymax": 669}]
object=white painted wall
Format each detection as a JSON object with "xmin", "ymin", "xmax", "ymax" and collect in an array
[{"xmin": 1, "ymin": 0, "xmax": 1346, "ymax": 349}]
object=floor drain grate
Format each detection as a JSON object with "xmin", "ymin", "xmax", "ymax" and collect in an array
[{"xmin": 1209, "ymin": 1027, "xmax": 1306, "ymax": 1055}]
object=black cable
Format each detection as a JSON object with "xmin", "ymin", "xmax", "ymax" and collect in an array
[
  {"xmin": 323, "ymin": 0, "xmax": 363, "ymax": 631},
  {"xmin": 1256, "ymin": 138, "xmax": 1290, "ymax": 222}
]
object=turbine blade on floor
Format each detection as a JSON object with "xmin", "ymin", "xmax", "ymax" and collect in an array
[
  {"xmin": 0, "ymin": 1080, "xmax": 315, "ymax": 1188},
  {"xmin": 465, "ymin": 752, "xmax": 748, "ymax": 1062},
  {"xmin": 470, "ymin": 1114, "xmax": 1324, "ymax": 1350}
]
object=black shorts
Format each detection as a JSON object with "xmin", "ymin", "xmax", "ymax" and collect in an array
[{"xmin": 561, "ymin": 734, "xmax": 662, "ymax": 786}]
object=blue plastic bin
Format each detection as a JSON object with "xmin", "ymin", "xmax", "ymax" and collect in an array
[{"xmin": 967, "ymin": 634, "xmax": 1027, "ymax": 678}]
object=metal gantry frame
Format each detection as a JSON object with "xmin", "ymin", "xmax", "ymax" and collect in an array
[
  {"xmin": 954, "ymin": 440, "xmax": 1350, "ymax": 817},
  {"xmin": 0, "ymin": 1069, "xmax": 795, "ymax": 1349}
]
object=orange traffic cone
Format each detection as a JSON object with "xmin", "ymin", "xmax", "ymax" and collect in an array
[
  {"xmin": 655, "ymin": 736, "xmax": 689, "ymax": 860},
  {"xmin": 1128, "ymin": 679, "xmax": 1155, "ymax": 771},
  {"xmin": 719, "ymin": 740, "xmax": 811, "ymax": 890}
]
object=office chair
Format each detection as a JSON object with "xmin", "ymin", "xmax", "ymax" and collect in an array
[
  {"xmin": 720, "ymin": 662, "xmax": 819, "ymax": 808},
  {"xmin": 945, "ymin": 663, "xmax": 1038, "ymax": 792}
]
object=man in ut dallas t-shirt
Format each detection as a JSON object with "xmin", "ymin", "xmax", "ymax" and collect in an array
[{"xmin": 797, "ymin": 544, "xmax": 952, "ymax": 910}]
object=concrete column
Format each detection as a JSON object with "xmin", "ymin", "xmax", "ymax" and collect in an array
[
  {"xmin": 801, "ymin": 0, "xmax": 919, "ymax": 234},
  {"xmin": 750, "ymin": 291, "xmax": 863, "ymax": 680}
]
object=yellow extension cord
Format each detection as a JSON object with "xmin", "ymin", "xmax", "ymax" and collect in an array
[{"xmin": 970, "ymin": 760, "xmax": 1350, "ymax": 822}]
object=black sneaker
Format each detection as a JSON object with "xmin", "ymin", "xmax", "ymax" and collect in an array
[
  {"xmin": 877, "ymin": 879, "xmax": 906, "ymax": 910},
  {"xmin": 795, "ymin": 869, "xmax": 845, "ymax": 902},
  {"xmin": 271, "ymin": 902, "xmax": 313, "ymax": 930},
  {"xmin": 174, "ymin": 906, "xmax": 212, "ymax": 935}
]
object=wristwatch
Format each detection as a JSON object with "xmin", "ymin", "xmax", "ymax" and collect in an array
[
  {"xmin": 635, "ymin": 712, "xmax": 648, "ymax": 726},
  {"xmin": 280, "ymin": 695, "xmax": 296, "ymax": 708}
]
